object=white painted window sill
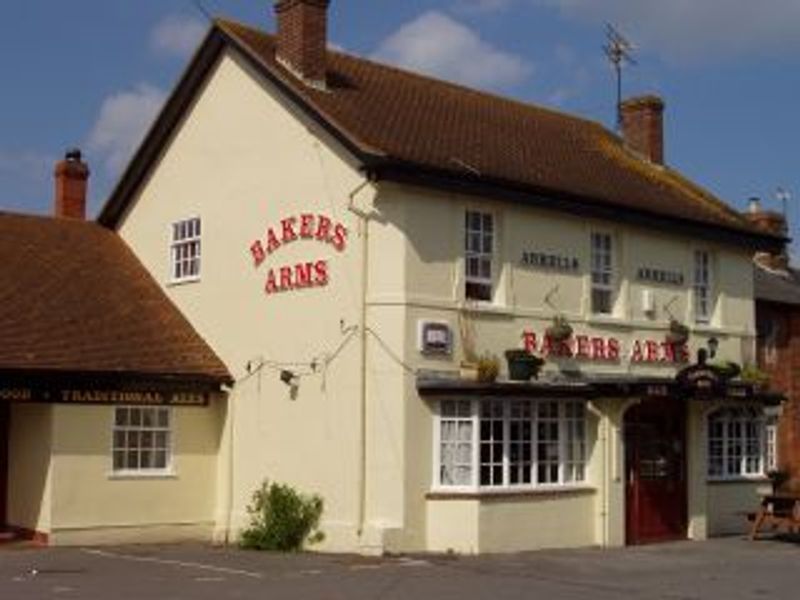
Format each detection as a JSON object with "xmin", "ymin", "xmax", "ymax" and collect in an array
[
  {"xmin": 427, "ymin": 485, "xmax": 596, "ymax": 500},
  {"xmin": 107, "ymin": 470, "xmax": 177, "ymax": 481},
  {"xmin": 707, "ymin": 476, "xmax": 769, "ymax": 484},
  {"xmin": 167, "ymin": 276, "xmax": 201, "ymax": 288}
]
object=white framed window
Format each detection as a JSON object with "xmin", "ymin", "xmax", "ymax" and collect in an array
[
  {"xmin": 765, "ymin": 418, "xmax": 778, "ymax": 472},
  {"xmin": 112, "ymin": 406, "xmax": 172, "ymax": 474},
  {"xmin": 693, "ymin": 250, "xmax": 713, "ymax": 323},
  {"xmin": 436, "ymin": 398, "xmax": 588, "ymax": 491},
  {"xmin": 465, "ymin": 210, "xmax": 494, "ymax": 302},
  {"xmin": 707, "ymin": 406, "xmax": 765, "ymax": 479},
  {"xmin": 590, "ymin": 232, "xmax": 615, "ymax": 314},
  {"xmin": 170, "ymin": 217, "xmax": 201, "ymax": 283}
]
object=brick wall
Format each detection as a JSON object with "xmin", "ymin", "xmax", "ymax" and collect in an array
[{"xmin": 757, "ymin": 300, "xmax": 800, "ymax": 492}]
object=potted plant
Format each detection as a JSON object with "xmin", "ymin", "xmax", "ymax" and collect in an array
[
  {"xmin": 740, "ymin": 364, "xmax": 770, "ymax": 389},
  {"xmin": 546, "ymin": 314, "xmax": 573, "ymax": 343},
  {"xmin": 476, "ymin": 354, "xmax": 500, "ymax": 383},
  {"xmin": 504, "ymin": 349, "xmax": 545, "ymax": 381},
  {"xmin": 666, "ymin": 318, "xmax": 690, "ymax": 345},
  {"xmin": 709, "ymin": 359, "xmax": 741, "ymax": 381}
]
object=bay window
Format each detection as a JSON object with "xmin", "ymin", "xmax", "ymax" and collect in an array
[{"xmin": 436, "ymin": 398, "xmax": 588, "ymax": 490}]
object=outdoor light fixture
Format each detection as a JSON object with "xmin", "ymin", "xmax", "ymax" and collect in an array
[
  {"xmin": 707, "ymin": 337, "xmax": 719, "ymax": 359},
  {"xmin": 280, "ymin": 369, "xmax": 297, "ymax": 386}
]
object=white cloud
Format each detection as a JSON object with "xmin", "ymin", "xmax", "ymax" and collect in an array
[
  {"xmin": 87, "ymin": 83, "xmax": 166, "ymax": 175},
  {"xmin": 372, "ymin": 11, "xmax": 533, "ymax": 90},
  {"xmin": 150, "ymin": 14, "xmax": 207, "ymax": 59},
  {"xmin": 535, "ymin": 0, "xmax": 800, "ymax": 63}
]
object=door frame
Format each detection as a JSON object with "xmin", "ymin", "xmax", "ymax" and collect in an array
[
  {"xmin": 624, "ymin": 397, "xmax": 688, "ymax": 545},
  {"xmin": 0, "ymin": 403, "xmax": 8, "ymax": 528}
]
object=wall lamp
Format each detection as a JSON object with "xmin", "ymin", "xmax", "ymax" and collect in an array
[{"xmin": 707, "ymin": 337, "xmax": 719, "ymax": 359}]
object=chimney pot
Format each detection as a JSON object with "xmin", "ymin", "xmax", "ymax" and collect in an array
[
  {"xmin": 620, "ymin": 95, "xmax": 665, "ymax": 164},
  {"xmin": 54, "ymin": 148, "xmax": 90, "ymax": 220},
  {"xmin": 748, "ymin": 196, "xmax": 762, "ymax": 214},
  {"xmin": 274, "ymin": 0, "xmax": 330, "ymax": 89}
]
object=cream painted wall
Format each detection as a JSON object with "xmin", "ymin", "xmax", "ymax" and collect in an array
[
  {"xmin": 47, "ymin": 402, "xmax": 223, "ymax": 545},
  {"xmin": 117, "ymin": 49, "xmax": 374, "ymax": 550},
  {"xmin": 7, "ymin": 403, "xmax": 52, "ymax": 534},
  {"xmin": 707, "ymin": 481, "xmax": 770, "ymax": 536}
]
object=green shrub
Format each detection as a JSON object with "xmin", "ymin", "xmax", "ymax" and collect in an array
[{"xmin": 240, "ymin": 480, "xmax": 324, "ymax": 551}]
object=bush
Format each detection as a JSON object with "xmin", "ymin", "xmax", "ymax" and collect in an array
[{"xmin": 240, "ymin": 480, "xmax": 324, "ymax": 551}]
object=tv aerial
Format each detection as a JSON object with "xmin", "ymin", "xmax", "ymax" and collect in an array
[{"xmin": 604, "ymin": 23, "xmax": 637, "ymax": 130}]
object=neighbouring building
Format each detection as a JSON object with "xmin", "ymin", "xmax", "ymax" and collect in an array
[
  {"xmin": 0, "ymin": 150, "xmax": 231, "ymax": 544},
  {"xmin": 750, "ymin": 199, "xmax": 800, "ymax": 493},
  {"xmin": 2, "ymin": 1, "xmax": 787, "ymax": 552}
]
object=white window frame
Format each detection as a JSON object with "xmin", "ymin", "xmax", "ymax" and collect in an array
[
  {"xmin": 707, "ymin": 406, "xmax": 766, "ymax": 480},
  {"xmin": 464, "ymin": 210, "xmax": 494, "ymax": 302},
  {"xmin": 434, "ymin": 398, "xmax": 589, "ymax": 492},
  {"xmin": 111, "ymin": 406, "xmax": 174, "ymax": 477},
  {"xmin": 590, "ymin": 231, "xmax": 615, "ymax": 315},
  {"xmin": 765, "ymin": 418, "xmax": 778, "ymax": 472},
  {"xmin": 170, "ymin": 216, "xmax": 202, "ymax": 284},
  {"xmin": 693, "ymin": 250, "xmax": 713, "ymax": 324}
]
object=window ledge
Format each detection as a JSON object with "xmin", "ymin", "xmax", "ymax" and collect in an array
[
  {"xmin": 108, "ymin": 470, "xmax": 177, "ymax": 481},
  {"xmin": 426, "ymin": 485, "xmax": 596, "ymax": 501},
  {"xmin": 707, "ymin": 476, "xmax": 769, "ymax": 485},
  {"xmin": 457, "ymin": 302, "xmax": 515, "ymax": 318},
  {"xmin": 167, "ymin": 277, "xmax": 201, "ymax": 288}
]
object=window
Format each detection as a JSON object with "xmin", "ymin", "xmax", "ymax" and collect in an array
[
  {"xmin": 707, "ymin": 406, "xmax": 765, "ymax": 479},
  {"xmin": 112, "ymin": 406, "xmax": 172, "ymax": 473},
  {"xmin": 171, "ymin": 217, "xmax": 201, "ymax": 282},
  {"xmin": 694, "ymin": 250, "xmax": 712, "ymax": 323},
  {"xmin": 765, "ymin": 418, "xmax": 778, "ymax": 472},
  {"xmin": 437, "ymin": 399, "xmax": 588, "ymax": 490},
  {"xmin": 590, "ymin": 232, "xmax": 614, "ymax": 314},
  {"xmin": 465, "ymin": 211, "xmax": 493, "ymax": 301}
]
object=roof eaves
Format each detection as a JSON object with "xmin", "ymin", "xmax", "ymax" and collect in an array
[{"xmin": 369, "ymin": 160, "xmax": 785, "ymax": 253}]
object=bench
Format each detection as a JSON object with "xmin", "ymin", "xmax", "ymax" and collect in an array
[{"xmin": 749, "ymin": 494, "xmax": 800, "ymax": 540}]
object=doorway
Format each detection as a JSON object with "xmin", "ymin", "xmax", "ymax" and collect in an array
[{"xmin": 624, "ymin": 397, "xmax": 687, "ymax": 544}]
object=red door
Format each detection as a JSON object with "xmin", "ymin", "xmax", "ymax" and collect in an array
[
  {"xmin": 625, "ymin": 398, "xmax": 687, "ymax": 544},
  {"xmin": 0, "ymin": 403, "xmax": 8, "ymax": 528}
]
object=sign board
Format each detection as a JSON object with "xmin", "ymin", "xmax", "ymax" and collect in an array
[{"xmin": 0, "ymin": 386, "xmax": 212, "ymax": 406}]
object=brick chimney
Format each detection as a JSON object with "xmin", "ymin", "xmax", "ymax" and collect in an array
[
  {"xmin": 745, "ymin": 197, "xmax": 790, "ymax": 271},
  {"xmin": 54, "ymin": 149, "xmax": 89, "ymax": 220},
  {"xmin": 620, "ymin": 95, "xmax": 665, "ymax": 164},
  {"xmin": 274, "ymin": 0, "xmax": 330, "ymax": 89}
]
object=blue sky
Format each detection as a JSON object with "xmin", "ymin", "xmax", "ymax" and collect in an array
[{"xmin": 1, "ymin": 1, "xmax": 798, "ymax": 246}]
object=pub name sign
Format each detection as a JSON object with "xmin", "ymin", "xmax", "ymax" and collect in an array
[
  {"xmin": 523, "ymin": 330, "xmax": 689, "ymax": 364},
  {"xmin": 250, "ymin": 213, "xmax": 348, "ymax": 296}
]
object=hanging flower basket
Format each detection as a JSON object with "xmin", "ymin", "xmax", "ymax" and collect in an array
[
  {"xmin": 504, "ymin": 349, "xmax": 545, "ymax": 381},
  {"xmin": 665, "ymin": 319, "xmax": 689, "ymax": 345},
  {"xmin": 546, "ymin": 315, "xmax": 573, "ymax": 343},
  {"xmin": 709, "ymin": 360, "xmax": 741, "ymax": 381}
]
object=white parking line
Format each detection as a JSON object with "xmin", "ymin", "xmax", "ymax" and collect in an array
[{"xmin": 81, "ymin": 549, "xmax": 264, "ymax": 579}]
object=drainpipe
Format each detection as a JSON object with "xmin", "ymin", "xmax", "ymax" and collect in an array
[{"xmin": 347, "ymin": 176, "xmax": 377, "ymax": 540}]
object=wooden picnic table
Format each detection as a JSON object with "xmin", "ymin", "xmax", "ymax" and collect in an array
[{"xmin": 749, "ymin": 494, "xmax": 800, "ymax": 540}]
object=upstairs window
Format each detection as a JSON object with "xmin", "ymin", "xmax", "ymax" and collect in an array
[
  {"xmin": 694, "ymin": 250, "xmax": 712, "ymax": 323},
  {"xmin": 590, "ymin": 232, "xmax": 614, "ymax": 314},
  {"xmin": 465, "ymin": 211, "xmax": 493, "ymax": 302},
  {"xmin": 171, "ymin": 217, "xmax": 201, "ymax": 283}
]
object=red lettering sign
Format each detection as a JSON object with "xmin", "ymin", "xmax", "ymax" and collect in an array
[
  {"xmin": 250, "ymin": 213, "xmax": 347, "ymax": 296},
  {"xmin": 521, "ymin": 330, "xmax": 687, "ymax": 364}
]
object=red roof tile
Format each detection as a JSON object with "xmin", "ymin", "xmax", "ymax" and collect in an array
[{"xmin": 0, "ymin": 212, "xmax": 231, "ymax": 383}]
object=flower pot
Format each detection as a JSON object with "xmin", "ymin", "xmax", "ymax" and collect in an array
[
  {"xmin": 666, "ymin": 320, "xmax": 689, "ymax": 345},
  {"xmin": 546, "ymin": 320, "xmax": 573, "ymax": 342},
  {"xmin": 504, "ymin": 350, "xmax": 544, "ymax": 382}
]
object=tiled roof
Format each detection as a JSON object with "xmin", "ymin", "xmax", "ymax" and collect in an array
[
  {"xmin": 754, "ymin": 264, "xmax": 800, "ymax": 306},
  {"xmin": 0, "ymin": 212, "xmax": 231, "ymax": 383},
  {"xmin": 216, "ymin": 19, "xmax": 764, "ymax": 238}
]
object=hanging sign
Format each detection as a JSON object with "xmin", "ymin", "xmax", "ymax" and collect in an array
[
  {"xmin": 249, "ymin": 213, "xmax": 348, "ymax": 295},
  {"xmin": 522, "ymin": 330, "xmax": 689, "ymax": 364}
]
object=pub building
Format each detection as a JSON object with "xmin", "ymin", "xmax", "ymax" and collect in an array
[
  {"xmin": 0, "ymin": 150, "xmax": 231, "ymax": 544},
  {"xmin": 3, "ymin": 1, "xmax": 787, "ymax": 552}
]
